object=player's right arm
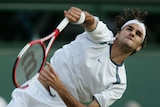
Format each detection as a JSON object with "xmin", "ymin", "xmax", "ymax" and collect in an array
[
  {"xmin": 65, "ymin": 7, "xmax": 115, "ymax": 44},
  {"xmin": 64, "ymin": 7, "xmax": 98, "ymax": 31}
]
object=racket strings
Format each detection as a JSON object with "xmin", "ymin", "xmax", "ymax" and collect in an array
[{"xmin": 16, "ymin": 44, "xmax": 45, "ymax": 86}]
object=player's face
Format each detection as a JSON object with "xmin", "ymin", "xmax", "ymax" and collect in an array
[{"xmin": 116, "ymin": 23, "xmax": 144, "ymax": 52}]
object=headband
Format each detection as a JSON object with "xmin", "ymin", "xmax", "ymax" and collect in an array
[{"xmin": 121, "ymin": 19, "xmax": 146, "ymax": 41}]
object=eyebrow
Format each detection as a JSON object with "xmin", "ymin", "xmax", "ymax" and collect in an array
[{"xmin": 128, "ymin": 25, "xmax": 143, "ymax": 36}]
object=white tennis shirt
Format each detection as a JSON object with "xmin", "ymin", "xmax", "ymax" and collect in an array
[{"xmin": 7, "ymin": 20, "xmax": 127, "ymax": 107}]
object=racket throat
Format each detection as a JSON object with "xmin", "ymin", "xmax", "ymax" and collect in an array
[{"xmin": 46, "ymin": 29, "xmax": 60, "ymax": 56}]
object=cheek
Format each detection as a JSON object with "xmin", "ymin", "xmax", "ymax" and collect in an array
[{"xmin": 135, "ymin": 38, "xmax": 143, "ymax": 47}]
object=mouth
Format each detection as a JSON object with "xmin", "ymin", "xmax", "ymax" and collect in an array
[{"xmin": 126, "ymin": 37, "xmax": 133, "ymax": 42}]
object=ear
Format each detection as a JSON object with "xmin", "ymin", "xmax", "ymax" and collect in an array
[
  {"xmin": 115, "ymin": 31, "xmax": 120, "ymax": 38},
  {"xmin": 136, "ymin": 45, "xmax": 142, "ymax": 51}
]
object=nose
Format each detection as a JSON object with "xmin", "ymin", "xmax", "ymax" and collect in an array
[{"xmin": 129, "ymin": 30, "xmax": 135, "ymax": 37}]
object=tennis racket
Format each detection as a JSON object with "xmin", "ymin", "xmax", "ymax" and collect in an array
[{"xmin": 13, "ymin": 17, "xmax": 69, "ymax": 88}]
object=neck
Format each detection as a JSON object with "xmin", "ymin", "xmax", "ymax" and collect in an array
[{"xmin": 110, "ymin": 42, "xmax": 132, "ymax": 65}]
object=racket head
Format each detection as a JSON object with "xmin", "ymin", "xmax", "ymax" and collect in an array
[{"xmin": 13, "ymin": 40, "xmax": 46, "ymax": 88}]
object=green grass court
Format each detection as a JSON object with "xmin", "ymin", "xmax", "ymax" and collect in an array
[{"xmin": 0, "ymin": 41, "xmax": 160, "ymax": 107}]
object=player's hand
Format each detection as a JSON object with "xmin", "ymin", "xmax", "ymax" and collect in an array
[
  {"xmin": 39, "ymin": 62, "xmax": 63, "ymax": 91},
  {"xmin": 64, "ymin": 7, "xmax": 97, "ymax": 31},
  {"xmin": 64, "ymin": 7, "xmax": 83, "ymax": 24}
]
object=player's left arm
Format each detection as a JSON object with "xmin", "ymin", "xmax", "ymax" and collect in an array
[{"xmin": 38, "ymin": 62, "xmax": 100, "ymax": 107}]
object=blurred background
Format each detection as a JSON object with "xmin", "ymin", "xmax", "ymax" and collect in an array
[{"xmin": 0, "ymin": 0, "xmax": 160, "ymax": 107}]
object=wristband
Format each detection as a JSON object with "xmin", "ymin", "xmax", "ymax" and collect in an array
[{"xmin": 75, "ymin": 12, "xmax": 85, "ymax": 24}]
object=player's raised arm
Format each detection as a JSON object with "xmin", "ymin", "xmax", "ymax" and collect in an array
[{"xmin": 64, "ymin": 7, "xmax": 98, "ymax": 31}]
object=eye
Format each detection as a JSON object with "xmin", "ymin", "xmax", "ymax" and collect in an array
[
  {"xmin": 126, "ymin": 27, "xmax": 132, "ymax": 31},
  {"xmin": 136, "ymin": 31, "xmax": 142, "ymax": 37}
]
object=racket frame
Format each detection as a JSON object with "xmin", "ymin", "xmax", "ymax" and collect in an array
[
  {"xmin": 13, "ymin": 18, "xmax": 69, "ymax": 88},
  {"xmin": 13, "ymin": 41, "xmax": 46, "ymax": 88}
]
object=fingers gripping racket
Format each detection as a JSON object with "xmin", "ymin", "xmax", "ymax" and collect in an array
[{"xmin": 13, "ymin": 18, "xmax": 69, "ymax": 88}]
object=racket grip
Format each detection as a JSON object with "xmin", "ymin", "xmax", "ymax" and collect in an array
[{"xmin": 57, "ymin": 18, "xmax": 69, "ymax": 32}]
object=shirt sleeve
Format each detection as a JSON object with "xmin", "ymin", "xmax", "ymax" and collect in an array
[
  {"xmin": 94, "ymin": 83, "xmax": 126, "ymax": 107},
  {"xmin": 86, "ymin": 19, "xmax": 115, "ymax": 44}
]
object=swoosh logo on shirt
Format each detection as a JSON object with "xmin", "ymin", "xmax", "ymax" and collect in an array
[{"xmin": 98, "ymin": 59, "xmax": 102, "ymax": 64}]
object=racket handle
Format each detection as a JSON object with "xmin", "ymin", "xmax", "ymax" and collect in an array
[{"xmin": 57, "ymin": 18, "xmax": 69, "ymax": 32}]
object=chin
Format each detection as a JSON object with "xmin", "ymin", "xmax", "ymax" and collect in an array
[
  {"xmin": 123, "ymin": 40, "xmax": 133, "ymax": 47},
  {"xmin": 124, "ymin": 42, "xmax": 135, "ymax": 51}
]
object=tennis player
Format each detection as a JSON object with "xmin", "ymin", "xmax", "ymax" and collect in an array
[{"xmin": 7, "ymin": 7, "xmax": 148, "ymax": 107}]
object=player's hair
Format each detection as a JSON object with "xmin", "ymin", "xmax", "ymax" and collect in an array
[{"xmin": 114, "ymin": 8, "xmax": 148, "ymax": 48}]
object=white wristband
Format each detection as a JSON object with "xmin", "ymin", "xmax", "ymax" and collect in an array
[{"xmin": 75, "ymin": 12, "xmax": 85, "ymax": 24}]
